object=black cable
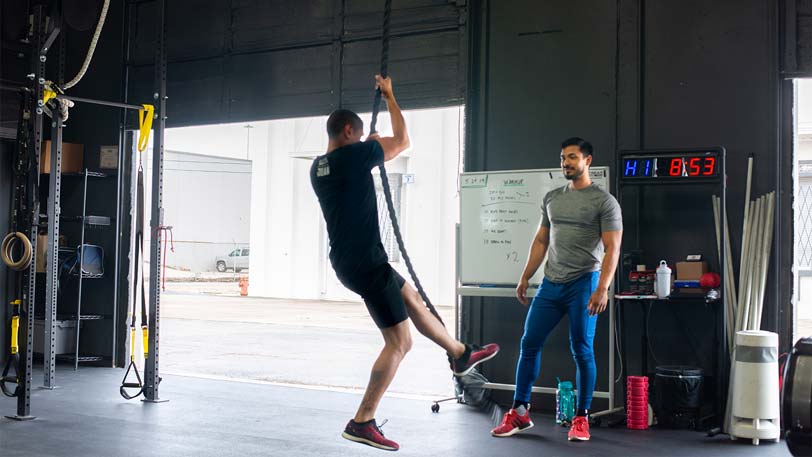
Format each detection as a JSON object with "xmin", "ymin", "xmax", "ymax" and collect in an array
[{"xmin": 369, "ymin": 0, "xmax": 444, "ymax": 326}]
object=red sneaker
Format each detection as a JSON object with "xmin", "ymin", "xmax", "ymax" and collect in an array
[
  {"xmin": 342, "ymin": 419, "xmax": 399, "ymax": 451},
  {"xmin": 451, "ymin": 343, "xmax": 500, "ymax": 377},
  {"xmin": 568, "ymin": 416, "xmax": 590, "ymax": 441},
  {"xmin": 491, "ymin": 408, "xmax": 534, "ymax": 437}
]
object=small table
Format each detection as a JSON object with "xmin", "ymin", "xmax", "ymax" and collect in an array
[{"xmin": 614, "ymin": 293, "xmax": 725, "ymax": 425}]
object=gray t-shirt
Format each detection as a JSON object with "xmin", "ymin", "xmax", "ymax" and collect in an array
[{"xmin": 541, "ymin": 183, "xmax": 622, "ymax": 283}]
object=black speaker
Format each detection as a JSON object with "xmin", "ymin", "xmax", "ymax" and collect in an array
[{"xmin": 783, "ymin": 337, "xmax": 812, "ymax": 456}]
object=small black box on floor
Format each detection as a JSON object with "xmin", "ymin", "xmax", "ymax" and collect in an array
[{"xmin": 653, "ymin": 366, "xmax": 704, "ymax": 429}]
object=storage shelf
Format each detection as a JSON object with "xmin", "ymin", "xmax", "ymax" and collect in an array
[
  {"xmin": 70, "ymin": 271, "xmax": 104, "ymax": 279},
  {"xmin": 56, "ymin": 354, "xmax": 104, "ymax": 363},
  {"xmin": 60, "ymin": 215, "xmax": 112, "ymax": 226},
  {"xmin": 61, "ymin": 171, "xmax": 113, "ymax": 178},
  {"xmin": 34, "ymin": 314, "xmax": 109, "ymax": 321}
]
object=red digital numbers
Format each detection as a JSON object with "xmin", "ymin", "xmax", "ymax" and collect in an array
[
  {"xmin": 703, "ymin": 157, "xmax": 716, "ymax": 176},
  {"xmin": 688, "ymin": 158, "xmax": 701, "ymax": 176},
  {"xmin": 667, "ymin": 157, "xmax": 716, "ymax": 177},
  {"xmin": 669, "ymin": 158, "xmax": 682, "ymax": 176}
]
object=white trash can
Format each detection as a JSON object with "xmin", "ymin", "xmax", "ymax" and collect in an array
[{"xmin": 730, "ymin": 330, "xmax": 780, "ymax": 445}]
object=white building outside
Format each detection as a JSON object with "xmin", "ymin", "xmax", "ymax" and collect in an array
[
  {"xmin": 139, "ymin": 148, "xmax": 252, "ymax": 273},
  {"xmin": 796, "ymin": 80, "xmax": 812, "ymax": 335}
]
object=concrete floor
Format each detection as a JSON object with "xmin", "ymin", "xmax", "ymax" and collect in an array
[
  {"xmin": 160, "ymin": 283, "xmax": 458, "ymax": 396},
  {"xmin": 0, "ymin": 283, "xmax": 793, "ymax": 456},
  {"xmin": 0, "ymin": 368, "xmax": 792, "ymax": 457}
]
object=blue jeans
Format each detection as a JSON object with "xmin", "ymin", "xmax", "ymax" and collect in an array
[{"xmin": 514, "ymin": 271, "xmax": 599, "ymax": 411}]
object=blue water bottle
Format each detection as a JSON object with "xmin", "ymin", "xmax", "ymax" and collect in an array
[{"xmin": 556, "ymin": 378, "xmax": 575, "ymax": 425}]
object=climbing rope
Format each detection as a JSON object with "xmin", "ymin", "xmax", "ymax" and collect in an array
[
  {"xmin": 370, "ymin": 0, "xmax": 444, "ymax": 326},
  {"xmin": 63, "ymin": 0, "xmax": 110, "ymax": 90}
]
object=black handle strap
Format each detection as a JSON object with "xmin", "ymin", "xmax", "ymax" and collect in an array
[
  {"xmin": 120, "ymin": 166, "xmax": 147, "ymax": 400},
  {"xmin": 1, "ymin": 303, "xmax": 21, "ymax": 397}
]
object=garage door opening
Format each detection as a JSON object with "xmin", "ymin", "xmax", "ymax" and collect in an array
[
  {"xmin": 147, "ymin": 106, "xmax": 464, "ymax": 397},
  {"xmin": 795, "ymin": 80, "xmax": 812, "ymax": 342}
]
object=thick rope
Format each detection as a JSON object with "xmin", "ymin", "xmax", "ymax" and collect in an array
[
  {"xmin": 369, "ymin": 0, "xmax": 391, "ymax": 134},
  {"xmin": 64, "ymin": 0, "xmax": 110, "ymax": 89},
  {"xmin": 370, "ymin": 0, "xmax": 444, "ymax": 326}
]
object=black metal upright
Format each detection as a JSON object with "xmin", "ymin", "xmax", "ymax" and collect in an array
[
  {"xmin": 144, "ymin": 0, "xmax": 167, "ymax": 403},
  {"xmin": 43, "ymin": 113, "xmax": 63, "ymax": 387},
  {"xmin": 43, "ymin": 31, "xmax": 66, "ymax": 389},
  {"xmin": 7, "ymin": 5, "xmax": 48, "ymax": 421}
]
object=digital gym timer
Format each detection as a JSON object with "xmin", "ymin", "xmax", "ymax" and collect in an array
[{"xmin": 621, "ymin": 151, "xmax": 721, "ymax": 180}]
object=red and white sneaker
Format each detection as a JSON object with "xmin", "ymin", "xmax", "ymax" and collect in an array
[
  {"xmin": 451, "ymin": 343, "xmax": 500, "ymax": 377},
  {"xmin": 568, "ymin": 416, "xmax": 590, "ymax": 441},
  {"xmin": 342, "ymin": 419, "xmax": 399, "ymax": 451},
  {"xmin": 491, "ymin": 408, "xmax": 534, "ymax": 437}
]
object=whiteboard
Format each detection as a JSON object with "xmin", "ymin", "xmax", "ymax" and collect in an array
[{"xmin": 459, "ymin": 167, "xmax": 610, "ymax": 286}]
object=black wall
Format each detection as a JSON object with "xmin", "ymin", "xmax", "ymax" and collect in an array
[
  {"xmin": 464, "ymin": 0, "xmax": 792, "ymax": 412},
  {"xmin": 127, "ymin": 0, "xmax": 468, "ymax": 127}
]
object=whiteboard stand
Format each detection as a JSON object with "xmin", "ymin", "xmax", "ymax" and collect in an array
[{"xmin": 455, "ymin": 167, "xmax": 621, "ymax": 420}]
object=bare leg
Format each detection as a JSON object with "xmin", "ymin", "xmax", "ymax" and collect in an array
[
  {"xmin": 401, "ymin": 282, "xmax": 466, "ymax": 359},
  {"xmin": 354, "ymin": 320, "xmax": 412, "ymax": 423}
]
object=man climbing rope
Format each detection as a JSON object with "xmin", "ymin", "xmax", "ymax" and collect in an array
[
  {"xmin": 490, "ymin": 137, "xmax": 622, "ymax": 442},
  {"xmin": 310, "ymin": 74, "xmax": 499, "ymax": 452}
]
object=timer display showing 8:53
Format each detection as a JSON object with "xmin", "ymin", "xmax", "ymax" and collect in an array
[{"xmin": 622, "ymin": 154, "xmax": 719, "ymax": 179}]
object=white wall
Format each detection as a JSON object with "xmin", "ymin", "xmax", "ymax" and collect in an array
[{"xmin": 248, "ymin": 107, "xmax": 463, "ymax": 306}]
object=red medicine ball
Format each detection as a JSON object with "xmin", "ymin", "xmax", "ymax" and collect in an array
[{"xmin": 700, "ymin": 272, "xmax": 721, "ymax": 288}]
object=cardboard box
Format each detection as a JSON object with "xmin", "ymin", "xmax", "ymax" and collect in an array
[
  {"xmin": 676, "ymin": 261, "xmax": 708, "ymax": 280},
  {"xmin": 40, "ymin": 141, "xmax": 84, "ymax": 174}
]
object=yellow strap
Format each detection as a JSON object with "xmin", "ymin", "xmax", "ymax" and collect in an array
[
  {"xmin": 129, "ymin": 327, "xmax": 136, "ymax": 362},
  {"xmin": 43, "ymin": 89, "xmax": 57, "ymax": 105},
  {"xmin": 138, "ymin": 104, "xmax": 155, "ymax": 152},
  {"xmin": 10, "ymin": 316, "xmax": 18, "ymax": 355},
  {"xmin": 142, "ymin": 326, "xmax": 149, "ymax": 359}
]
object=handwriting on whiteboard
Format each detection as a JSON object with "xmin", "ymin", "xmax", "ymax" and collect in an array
[
  {"xmin": 461, "ymin": 175, "xmax": 488, "ymax": 188},
  {"xmin": 480, "ymin": 182, "xmax": 534, "ymax": 249}
]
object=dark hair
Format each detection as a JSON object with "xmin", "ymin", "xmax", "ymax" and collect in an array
[
  {"xmin": 561, "ymin": 137, "xmax": 593, "ymax": 157},
  {"xmin": 326, "ymin": 109, "xmax": 363, "ymax": 139}
]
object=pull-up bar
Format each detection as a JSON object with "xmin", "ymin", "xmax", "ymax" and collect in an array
[{"xmin": 56, "ymin": 94, "xmax": 144, "ymax": 112}]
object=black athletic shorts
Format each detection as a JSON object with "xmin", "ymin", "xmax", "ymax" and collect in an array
[{"xmin": 338, "ymin": 263, "xmax": 408, "ymax": 329}]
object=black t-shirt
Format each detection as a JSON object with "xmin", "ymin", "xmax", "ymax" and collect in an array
[{"xmin": 310, "ymin": 140, "xmax": 389, "ymax": 279}]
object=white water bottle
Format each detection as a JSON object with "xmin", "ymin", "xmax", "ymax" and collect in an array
[{"xmin": 655, "ymin": 260, "xmax": 671, "ymax": 298}]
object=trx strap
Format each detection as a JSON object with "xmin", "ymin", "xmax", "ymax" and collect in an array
[
  {"xmin": 1, "ymin": 300, "xmax": 22, "ymax": 397},
  {"xmin": 370, "ymin": 0, "xmax": 444, "ymax": 326},
  {"xmin": 120, "ymin": 166, "xmax": 148, "ymax": 399}
]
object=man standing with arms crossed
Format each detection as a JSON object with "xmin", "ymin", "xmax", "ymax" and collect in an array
[
  {"xmin": 311, "ymin": 75, "xmax": 499, "ymax": 452},
  {"xmin": 490, "ymin": 137, "xmax": 622, "ymax": 442}
]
